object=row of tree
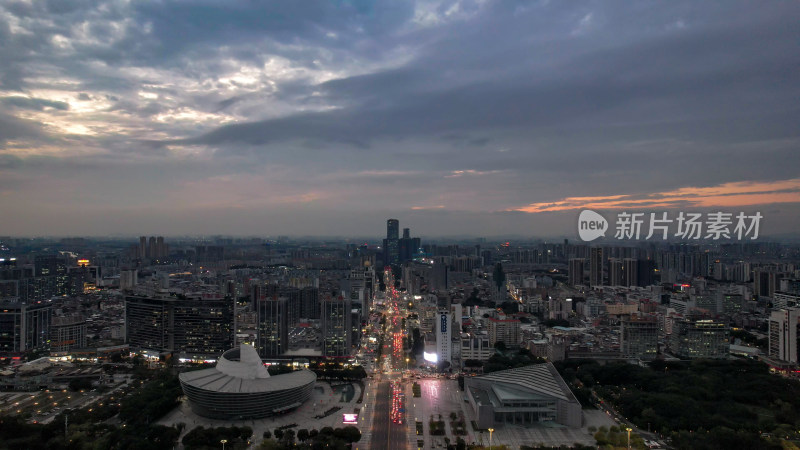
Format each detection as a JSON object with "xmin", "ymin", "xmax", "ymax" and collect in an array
[{"xmin": 259, "ymin": 426, "xmax": 360, "ymax": 449}]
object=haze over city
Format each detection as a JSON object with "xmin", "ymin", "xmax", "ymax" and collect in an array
[{"xmin": 1, "ymin": 0, "xmax": 799, "ymax": 237}]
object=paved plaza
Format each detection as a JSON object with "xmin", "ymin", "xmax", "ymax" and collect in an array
[
  {"xmin": 158, "ymin": 376, "xmax": 613, "ymax": 449},
  {"xmin": 403, "ymin": 378, "xmax": 609, "ymax": 449}
]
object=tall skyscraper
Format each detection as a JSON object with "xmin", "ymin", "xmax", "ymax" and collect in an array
[
  {"xmin": 436, "ymin": 310, "xmax": 452, "ymax": 364},
  {"xmin": 321, "ymin": 296, "xmax": 352, "ymax": 357},
  {"xmin": 754, "ymin": 268, "xmax": 779, "ymax": 298},
  {"xmin": 387, "ymin": 219, "xmax": 399, "ymax": 240},
  {"xmin": 568, "ymin": 258, "xmax": 584, "ymax": 286},
  {"xmin": 139, "ymin": 236, "xmax": 147, "ymax": 259},
  {"xmin": 623, "ymin": 258, "xmax": 638, "ymax": 287},
  {"xmin": 608, "ymin": 258, "xmax": 623, "ymax": 286},
  {"xmin": 384, "ymin": 219, "xmax": 400, "ymax": 266},
  {"xmin": 589, "ymin": 247, "xmax": 603, "ymax": 287},
  {"xmin": 156, "ymin": 236, "xmax": 166, "ymax": 258},
  {"xmin": 256, "ymin": 297, "xmax": 289, "ymax": 358},
  {"xmin": 636, "ymin": 260, "xmax": 655, "ymax": 287}
]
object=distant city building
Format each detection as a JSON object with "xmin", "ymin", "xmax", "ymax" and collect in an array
[
  {"xmin": 620, "ymin": 317, "xmax": 658, "ymax": 360},
  {"xmin": 669, "ymin": 319, "xmax": 729, "ymax": 359},
  {"xmin": 754, "ymin": 268, "xmax": 779, "ymax": 298},
  {"xmin": 384, "ymin": 219, "xmax": 400, "ymax": 266},
  {"xmin": 568, "ymin": 258, "xmax": 584, "ymax": 286},
  {"xmin": 50, "ymin": 314, "xmax": 87, "ymax": 353},
  {"xmin": 636, "ymin": 259, "xmax": 655, "ymax": 286},
  {"xmin": 608, "ymin": 258, "xmax": 623, "ymax": 286},
  {"xmin": 487, "ymin": 317, "xmax": 521, "ymax": 348},
  {"xmin": 590, "ymin": 247, "xmax": 603, "ymax": 286},
  {"xmin": 460, "ymin": 332, "xmax": 493, "ymax": 362},
  {"xmin": 120, "ymin": 269, "xmax": 138, "ymax": 291},
  {"xmin": 623, "ymin": 258, "xmax": 638, "ymax": 287}
]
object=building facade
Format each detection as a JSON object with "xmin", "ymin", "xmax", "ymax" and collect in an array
[
  {"xmin": 620, "ymin": 317, "xmax": 658, "ymax": 360},
  {"xmin": 125, "ymin": 296, "xmax": 234, "ymax": 358},
  {"xmin": 321, "ymin": 296, "xmax": 352, "ymax": 357},
  {"xmin": 669, "ymin": 319, "xmax": 729, "ymax": 359}
]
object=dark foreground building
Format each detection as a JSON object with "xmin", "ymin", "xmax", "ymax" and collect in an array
[{"xmin": 179, "ymin": 344, "xmax": 316, "ymax": 419}]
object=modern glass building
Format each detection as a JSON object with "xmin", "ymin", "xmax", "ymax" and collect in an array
[{"xmin": 179, "ymin": 344, "xmax": 316, "ymax": 419}]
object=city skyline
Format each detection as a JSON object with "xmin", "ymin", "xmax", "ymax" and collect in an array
[{"xmin": 1, "ymin": 1, "xmax": 798, "ymax": 237}]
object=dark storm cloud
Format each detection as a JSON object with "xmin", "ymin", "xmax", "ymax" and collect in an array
[
  {"xmin": 177, "ymin": 1, "xmax": 799, "ymax": 157},
  {"xmin": 0, "ymin": 113, "xmax": 48, "ymax": 144},
  {"xmin": 1, "ymin": 96, "xmax": 69, "ymax": 111}
]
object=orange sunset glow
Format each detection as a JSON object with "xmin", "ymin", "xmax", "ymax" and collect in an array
[{"xmin": 513, "ymin": 178, "xmax": 800, "ymax": 213}]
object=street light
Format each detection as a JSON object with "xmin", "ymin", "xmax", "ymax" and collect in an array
[
  {"xmin": 220, "ymin": 439, "xmax": 227, "ymax": 450},
  {"xmin": 406, "ymin": 357, "xmax": 409, "ymax": 371},
  {"xmin": 488, "ymin": 427, "xmax": 494, "ymax": 449},
  {"xmin": 626, "ymin": 427, "xmax": 632, "ymax": 450}
]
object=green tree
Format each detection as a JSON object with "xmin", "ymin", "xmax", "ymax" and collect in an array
[{"xmin": 297, "ymin": 428, "xmax": 310, "ymax": 442}]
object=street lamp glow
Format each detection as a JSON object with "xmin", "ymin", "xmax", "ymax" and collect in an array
[
  {"xmin": 220, "ymin": 439, "xmax": 227, "ymax": 450},
  {"xmin": 626, "ymin": 427, "xmax": 632, "ymax": 450},
  {"xmin": 488, "ymin": 427, "xmax": 494, "ymax": 449}
]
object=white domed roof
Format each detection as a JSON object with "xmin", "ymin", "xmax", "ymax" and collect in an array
[{"xmin": 215, "ymin": 344, "xmax": 270, "ymax": 379}]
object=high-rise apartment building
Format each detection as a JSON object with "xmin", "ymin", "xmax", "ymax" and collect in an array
[
  {"xmin": 256, "ymin": 297, "xmax": 289, "ymax": 357},
  {"xmin": 623, "ymin": 258, "xmax": 638, "ymax": 287},
  {"xmin": 487, "ymin": 317, "xmax": 521, "ymax": 348},
  {"xmin": 590, "ymin": 247, "xmax": 603, "ymax": 286},
  {"xmin": 436, "ymin": 310, "xmax": 452, "ymax": 364},
  {"xmin": 321, "ymin": 296, "xmax": 352, "ymax": 357},
  {"xmin": 568, "ymin": 258, "xmax": 584, "ymax": 286},
  {"xmin": 608, "ymin": 258, "xmax": 623, "ymax": 286},
  {"xmin": 769, "ymin": 307, "xmax": 800, "ymax": 363}
]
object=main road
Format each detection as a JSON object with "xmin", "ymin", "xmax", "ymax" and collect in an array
[
  {"xmin": 371, "ymin": 381, "xmax": 407, "ymax": 450},
  {"xmin": 369, "ymin": 268, "xmax": 411, "ymax": 450}
]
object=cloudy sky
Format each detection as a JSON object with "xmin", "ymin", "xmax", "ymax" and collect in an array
[{"xmin": 1, "ymin": 0, "xmax": 798, "ymax": 238}]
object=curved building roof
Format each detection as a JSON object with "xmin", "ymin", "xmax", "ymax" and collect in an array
[
  {"xmin": 215, "ymin": 344, "xmax": 270, "ymax": 379},
  {"xmin": 179, "ymin": 345, "xmax": 316, "ymax": 419}
]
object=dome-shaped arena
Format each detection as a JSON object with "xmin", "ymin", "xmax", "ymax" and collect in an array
[{"xmin": 179, "ymin": 344, "xmax": 316, "ymax": 419}]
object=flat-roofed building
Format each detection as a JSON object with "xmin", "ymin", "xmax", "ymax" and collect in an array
[
  {"xmin": 488, "ymin": 317, "xmax": 521, "ymax": 348},
  {"xmin": 620, "ymin": 316, "xmax": 658, "ymax": 360},
  {"xmin": 669, "ymin": 319, "xmax": 729, "ymax": 359}
]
